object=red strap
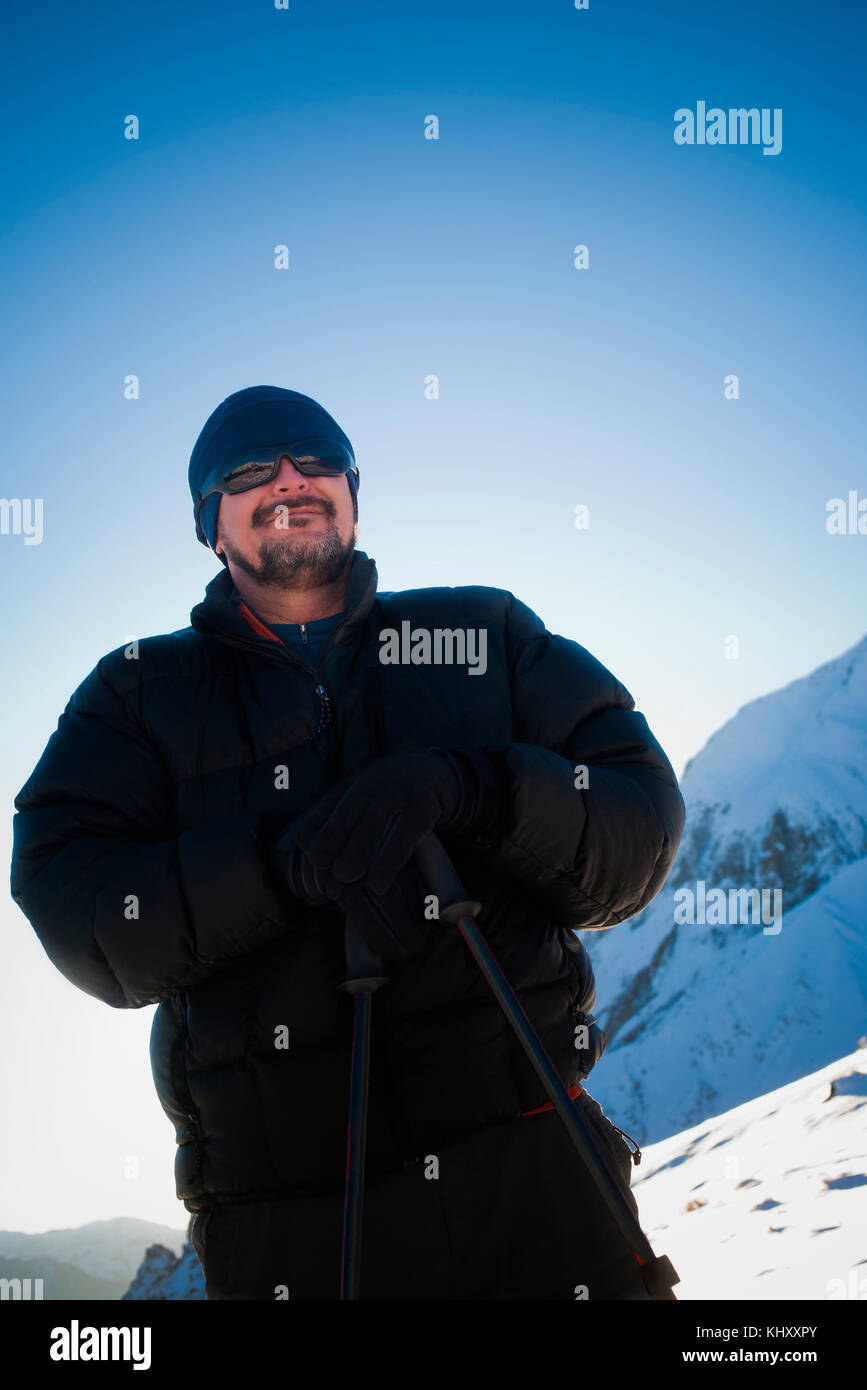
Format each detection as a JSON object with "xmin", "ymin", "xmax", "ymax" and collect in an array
[
  {"xmin": 521, "ymin": 1082, "xmax": 583, "ymax": 1117},
  {"xmin": 236, "ymin": 600, "xmax": 283, "ymax": 644}
]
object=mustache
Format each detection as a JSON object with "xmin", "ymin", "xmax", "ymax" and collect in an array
[{"xmin": 254, "ymin": 497, "xmax": 335, "ymax": 526}]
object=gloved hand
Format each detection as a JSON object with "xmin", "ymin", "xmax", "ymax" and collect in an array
[
  {"xmin": 294, "ymin": 750, "xmax": 467, "ymax": 894},
  {"xmin": 271, "ymin": 814, "xmax": 433, "ymax": 968},
  {"xmin": 265, "ymin": 748, "xmax": 497, "ymax": 967}
]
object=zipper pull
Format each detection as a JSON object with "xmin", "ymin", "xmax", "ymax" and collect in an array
[
  {"xmin": 315, "ymin": 683, "xmax": 332, "ymax": 734},
  {"xmin": 299, "ymin": 623, "xmax": 308, "ymax": 645},
  {"xmin": 610, "ymin": 1123, "xmax": 642, "ymax": 1165}
]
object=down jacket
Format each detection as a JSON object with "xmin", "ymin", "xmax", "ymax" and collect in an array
[{"xmin": 10, "ymin": 550, "xmax": 685, "ymax": 1212}]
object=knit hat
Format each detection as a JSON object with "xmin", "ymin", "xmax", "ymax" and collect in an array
[{"xmin": 188, "ymin": 385, "xmax": 358, "ymax": 566}]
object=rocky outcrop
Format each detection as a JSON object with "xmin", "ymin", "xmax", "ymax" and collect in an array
[{"xmin": 122, "ymin": 1218, "xmax": 205, "ymax": 1300}]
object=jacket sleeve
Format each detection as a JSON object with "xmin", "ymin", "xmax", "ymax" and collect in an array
[
  {"xmin": 9, "ymin": 657, "xmax": 297, "ymax": 1009},
  {"xmin": 457, "ymin": 593, "xmax": 686, "ymax": 929}
]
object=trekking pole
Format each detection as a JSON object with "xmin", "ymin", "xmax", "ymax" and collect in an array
[
  {"xmin": 413, "ymin": 832, "xmax": 680, "ymax": 1301},
  {"xmin": 336, "ymin": 921, "xmax": 389, "ymax": 1301}
]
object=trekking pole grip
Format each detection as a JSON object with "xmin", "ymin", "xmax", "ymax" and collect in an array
[{"xmin": 413, "ymin": 834, "xmax": 481, "ymax": 923}]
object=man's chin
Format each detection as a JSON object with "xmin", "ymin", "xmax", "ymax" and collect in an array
[{"xmin": 223, "ymin": 533, "xmax": 353, "ymax": 588}]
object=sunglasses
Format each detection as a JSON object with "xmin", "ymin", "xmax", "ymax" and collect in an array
[{"xmin": 194, "ymin": 437, "xmax": 358, "ymax": 543}]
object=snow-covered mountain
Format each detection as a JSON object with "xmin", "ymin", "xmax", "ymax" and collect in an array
[
  {"xmin": 0, "ymin": 1217, "xmax": 188, "ymax": 1300},
  {"xmin": 673, "ymin": 632, "xmax": 867, "ymax": 906},
  {"xmin": 582, "ymin": 632, "xmax": 867, "ymax": 1144}
]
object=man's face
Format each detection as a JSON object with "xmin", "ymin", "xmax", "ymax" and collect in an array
[{"xmin": 215, "ymin": 453, "xmax": 357, "ymax": 587}]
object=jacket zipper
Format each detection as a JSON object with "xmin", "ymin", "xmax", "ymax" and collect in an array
[
  {"xmin": 232, "ymin": 591, "xmax": 372, "ymax": 757},
  {"xmin": 243, "ymin": 629, "xmax": 332, "ymax": 737},
  {"xmin": 270, "ymin": 605, "xmax": 365, "ymax": 744},
  {"xmin": 294, "ymin": 623, "xmax": 333, "ymax": 733},
  {"xmin": 268, "ymin": 626, "xmax": 335, "ymax": 751}
]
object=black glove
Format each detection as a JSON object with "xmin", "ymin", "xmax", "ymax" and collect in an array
[
  {"xmin": 290, "ymin": 749, "xmax": 495, "ymax": 895},
  {"xmin": 271, "ymin": 816, "xmax": 434, "ymax": 968},
  {"xmin": 265, "ymin": 748, "xmax": 498, "ymax": 967}
]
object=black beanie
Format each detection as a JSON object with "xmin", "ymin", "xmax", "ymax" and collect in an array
[{"xmin": 188, "ymin": 385, "xmax": 358, "ymax": 565}]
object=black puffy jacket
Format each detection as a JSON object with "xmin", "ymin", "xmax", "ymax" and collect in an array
[{"xmin": 10, "ymin": 550, "xmax": 685, "ymax": 1212}]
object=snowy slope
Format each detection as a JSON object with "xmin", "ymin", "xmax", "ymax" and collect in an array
[
  {"xmin": 581, "ymin": 632, "xmax": 867, "ymax": 1143},
  {"xmin": 584, "ymin": 855, "xmax": 867, "ymax": 1142},
  {"xmin": 625, "ymin": 1045, "xmax": 867, "ymax": 1300}
]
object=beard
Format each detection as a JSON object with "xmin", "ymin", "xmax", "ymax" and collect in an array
[{"xmin": 220, "ymin": 508, "xmax": 354, "ymax": 588}]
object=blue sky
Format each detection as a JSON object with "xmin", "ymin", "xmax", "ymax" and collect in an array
[{"xmin": 2, "ymin": 0, "xmax": 865, "ymax": 1231}]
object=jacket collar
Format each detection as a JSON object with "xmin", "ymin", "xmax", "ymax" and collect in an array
[{"xmin": 190, "ymin": 549, "xmax": 379, "ymax": 660}]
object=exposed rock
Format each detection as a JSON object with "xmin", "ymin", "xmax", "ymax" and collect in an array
[{"xmin": 122, "ymin": 1218, "xmax": 205, "ymax": 1300}]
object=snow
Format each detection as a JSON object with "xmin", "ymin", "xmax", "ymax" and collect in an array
[{"xmin": 629, "ymin": 1045, "xmax": 867, "ymax": 1300}]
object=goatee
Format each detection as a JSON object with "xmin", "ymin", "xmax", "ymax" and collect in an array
[{"xmin": 221, "ymin": 522, "xmax": 354, "ymax": 589}]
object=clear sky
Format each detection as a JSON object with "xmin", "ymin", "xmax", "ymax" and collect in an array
[{"xmin": 2, "ymin": 0, "xmax": 865, "ymax": 1232}]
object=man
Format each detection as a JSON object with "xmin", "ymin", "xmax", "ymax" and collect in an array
[{"xmin": 10, "ymin": 384, "xmax": 686, "ymax": 1301}]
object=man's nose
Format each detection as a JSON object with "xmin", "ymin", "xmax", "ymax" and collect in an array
[{"xmin": 273, "ymin": 455, "xmax": 308, "ymax": 487}]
